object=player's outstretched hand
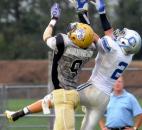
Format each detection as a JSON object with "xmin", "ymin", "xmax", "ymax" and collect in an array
[
  {"xmin": 90, "ymin": 0, "xmax": 106, "ymax": 14},
  {"xmin": 51, "ymin": 3, "xmax": 61, "ymax": 20},
  {"xmin": 76, "ymin": 0, "xmax": 88, "ymax": 12},
  {"xmin": 68, "ymin": 0, "xmax": 88, "ymax": 12}
]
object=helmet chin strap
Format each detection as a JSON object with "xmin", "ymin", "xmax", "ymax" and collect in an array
[{"xmin": 120, "ymin": 46, "xmax": 128, "ymax": 55}]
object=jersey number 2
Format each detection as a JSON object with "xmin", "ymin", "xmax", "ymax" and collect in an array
[{"xmin": 111, "ymin": 62, "xmax": 128, "ymax": 80}]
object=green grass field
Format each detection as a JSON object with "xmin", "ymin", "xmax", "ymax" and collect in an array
[{"xmin": 5, "ymin": 98, "xmax": 142, "ymax": 130}]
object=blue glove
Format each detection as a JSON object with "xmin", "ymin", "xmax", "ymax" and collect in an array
[
  {"xmin": 76, "ymin": 0, "xmax": 88, "ymax": 12},
  {"xmin": 90, "ymin": 0, "xmax": 106, "ymax": 14},
  {"xmin": 51, "ymin": 3, "xmax": 61, "ymax": 19}
]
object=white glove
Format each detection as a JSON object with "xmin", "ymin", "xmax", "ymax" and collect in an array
[{"xmin": 51, "ymin": 3, "xmax": 61, "ymax": 19}]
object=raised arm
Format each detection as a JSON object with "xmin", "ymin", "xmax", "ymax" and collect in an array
[
  {"xmin": 43, "ymin": 3, "xmax": 61, "ymax": 42},
  {"xmin": 76, "ymin": 0, "xmax": 100, "ymax": 43},
  {"xmin": 91, "ymin": 0, "xmax": 113, "ymax": 37},
  {"xmin": 68, "ymin": 0, "xmax": 100, "ymax": 43},
  {"xmin": 68, "ymin": 0, "xmax": 90, "ymax": 24},
  {"xmin": 75, "ymin": 0, "xmax": 91, "ymax": 25}
]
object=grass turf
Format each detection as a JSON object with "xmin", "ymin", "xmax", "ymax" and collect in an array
[{"xmin": 5, "ymin": 98, "xmax": 142, "ymax": 130}]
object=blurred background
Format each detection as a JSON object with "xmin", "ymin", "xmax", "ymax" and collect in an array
[{"xmin": 0, "ymin": 0, "xmax": 142, "ymax": 130}]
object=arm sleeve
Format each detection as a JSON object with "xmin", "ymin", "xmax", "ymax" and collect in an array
[
  {"xmin": 55, "ymin": 33, "xmax": 65, "ymax": 53},
  {"xmin": 99, "ymin": 13, "xmax": 112, "ymax": 31},
  {"xmin": 78, "ymin": 12, "xmax": 90, "ymax": 25}
]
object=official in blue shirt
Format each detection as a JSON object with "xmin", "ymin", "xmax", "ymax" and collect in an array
[{"xmin": 99, "ymin": 76, "xmax": 142, "ymax": 130}]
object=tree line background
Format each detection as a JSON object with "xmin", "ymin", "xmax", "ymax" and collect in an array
[{"xmin": 0, "ymin": 0, "xmax": 141, "ymax": 60}]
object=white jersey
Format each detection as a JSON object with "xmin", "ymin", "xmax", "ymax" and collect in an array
[
  {"xmin": 46, "ymin": 33, "xmax": 96, "ymax": 90},
  {"xmin": 89, "ymin": 36, "xmax": 133, "ymax": 95}
]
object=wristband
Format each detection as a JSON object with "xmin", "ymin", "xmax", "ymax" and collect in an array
[{"xmin": 49, "ymin": 19, "xmax": 57, "ymax": 27}]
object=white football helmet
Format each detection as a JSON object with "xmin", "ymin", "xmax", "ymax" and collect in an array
[{"xmin": 114, "ymin": 28, "xmax": 142, "ymax": 54}]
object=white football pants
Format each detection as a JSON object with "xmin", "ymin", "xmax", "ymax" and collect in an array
[{"xmin": 77, "ymin": 82, "xmax": 110, "ymax": 130}]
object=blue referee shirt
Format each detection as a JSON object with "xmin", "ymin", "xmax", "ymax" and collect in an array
[{"xmin": 105, "ymin": 90, "xmax": 142, "ymax": 128}]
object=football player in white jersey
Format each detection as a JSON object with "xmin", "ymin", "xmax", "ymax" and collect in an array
[
  {"xmin": 4, "ymin": 3, "xmax": 97, "ymax": 130},
  {"xmin": 74, "ymin": 0, "xmax": 142, "ymax": 130}
]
